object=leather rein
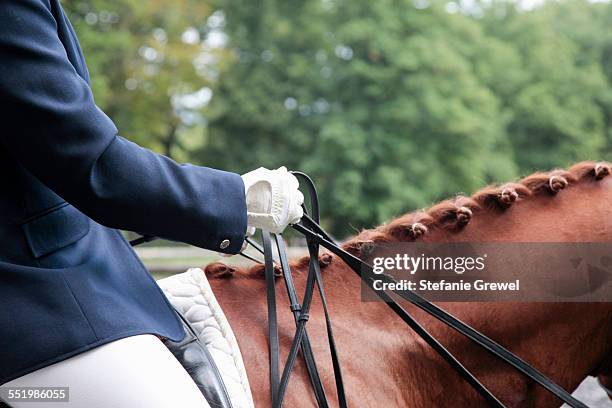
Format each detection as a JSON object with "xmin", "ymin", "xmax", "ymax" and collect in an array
[{"xmin": 131, "ymin": 171, "xmax": 587, "ymax": 408}]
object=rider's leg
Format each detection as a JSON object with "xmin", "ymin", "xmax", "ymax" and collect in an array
[{"xmin": 2, "ymin": 334, "xmax": 210, "ymax": 408}]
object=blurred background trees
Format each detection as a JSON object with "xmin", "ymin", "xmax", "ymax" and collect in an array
[{"xmin": 63, "ymin": 0, "xmax": 612, "ymax": 236}]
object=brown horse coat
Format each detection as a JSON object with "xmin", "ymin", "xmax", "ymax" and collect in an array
[{"xmin": 206, "ymin": 162, "xmax": 612, "ymax": 407}]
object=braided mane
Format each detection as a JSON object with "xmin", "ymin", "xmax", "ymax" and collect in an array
[{"xmin": 205, "ymin": 161, "xmax": 611, "ymax": 279}]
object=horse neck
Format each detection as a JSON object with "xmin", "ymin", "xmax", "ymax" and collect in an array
[
  {"xmin": 211, "ymin": 178, "xmax": 612, "ymax": 407},
  {"xmin": 322, "ymin": 179, "xmax": 612, "ymax": 406}
]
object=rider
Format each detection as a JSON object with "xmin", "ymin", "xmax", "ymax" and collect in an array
[{"xmin": 0, "ymin": 1, "xmax": 302, "ymax": 407}]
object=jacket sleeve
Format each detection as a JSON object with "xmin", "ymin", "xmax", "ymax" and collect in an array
[{"xmin": 0, "ymin": 0, "xmax": 247, "ymax": 254}]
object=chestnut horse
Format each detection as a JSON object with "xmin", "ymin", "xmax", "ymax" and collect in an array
[{"xmin": 205, "ymin": 161, "xmax": 612, "ymax": 407}]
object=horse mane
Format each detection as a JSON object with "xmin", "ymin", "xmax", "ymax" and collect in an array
[{"xmin": 204, "ymin": 161, "xmax": 611, "ymax": 279}]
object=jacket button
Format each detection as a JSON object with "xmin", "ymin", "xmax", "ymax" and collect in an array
[{"xmin": 220, "ymin": 239, "xmax": 230, "ymax": 249}]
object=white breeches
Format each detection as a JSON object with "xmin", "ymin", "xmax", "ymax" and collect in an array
[{"xmin": 2, "ymin": 334, "xmax": 210, "ymax": 408}]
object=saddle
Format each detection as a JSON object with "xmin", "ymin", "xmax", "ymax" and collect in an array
[{"xmin": 157, "ymin": 269, "xmax": 254, "ymax": 408}]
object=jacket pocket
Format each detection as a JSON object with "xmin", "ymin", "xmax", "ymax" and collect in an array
[{"xmin": 22, "ymin": 203, "xmax": 90, "ymax": 259}]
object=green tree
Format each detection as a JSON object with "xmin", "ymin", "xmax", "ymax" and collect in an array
[
  {"xmin": 199, "ymin": 0, "xmax": 516, "ymax": 234},
  {"xmin": 480, "ymin": 0, "xmax": 611, "ymax": 170},
  {"xmin": 63, "ymin": 0, "xmax": 217, "ymax": 158},
  {"xmin": 62, "ymin": 0, "xmax": 612, "ymax": 236}
]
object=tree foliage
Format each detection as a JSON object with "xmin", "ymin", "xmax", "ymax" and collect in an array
[
  {"xmin": 63, "ymin": 0, "xmax": 218, "ymax": 158},
  {"xmin": 65, "ymin": 0, "xmax": 612, "ymax": 236}
]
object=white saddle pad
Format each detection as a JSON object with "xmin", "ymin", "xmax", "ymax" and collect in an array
[{"xmin": 157, "ymin": 268, "xmax": 254, "ymax": 408}]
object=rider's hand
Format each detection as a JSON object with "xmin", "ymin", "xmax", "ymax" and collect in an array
[{"xmin": 241, "ymin": 166, "xmax": 304, "ymax": 235}]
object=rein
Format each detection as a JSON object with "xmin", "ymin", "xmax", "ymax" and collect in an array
[{"xmin": 131, "ymin": 171, "xmax": 587, "ymax": 408}]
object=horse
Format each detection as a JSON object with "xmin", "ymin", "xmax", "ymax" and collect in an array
[{"xmin": 203, "ymin": 161, "xmax": 612, "ymax": 407}]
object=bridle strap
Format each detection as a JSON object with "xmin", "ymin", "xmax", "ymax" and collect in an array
[
  {"xmin": 305, "ymin": 238, "xmax": 348, "ymax": 408},
  {"xmin": 260, "ymin": 174, "xmax": 348, "ymax": 408},
  {"xmin": 273, "ymin": 233, "xmax": 324, "ymax": 406},
  {"xmin": 262, "ymin": 232, "xmax": 281, "ymax": 406},
  {"xmin": 271, "ymin": 232, "xmax": 330, "ymax": 407},
  {"xmin": 292, "ymin": 173, "xmax": 347, "ymax": 407}
]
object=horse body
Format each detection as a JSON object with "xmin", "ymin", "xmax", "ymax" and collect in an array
[{"xmin": 207, "ymin": 163, "xmax": 612, "ymax": 407}]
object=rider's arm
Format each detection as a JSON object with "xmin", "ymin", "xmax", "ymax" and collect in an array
[{"xmin": 0, "ymin": 0, "xmax": 247, "ymax": 253}]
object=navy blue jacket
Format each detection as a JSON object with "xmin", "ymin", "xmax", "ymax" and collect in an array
[{"xmin": 0, "ymin": 0, "xmax": 247, "ymax": 384}]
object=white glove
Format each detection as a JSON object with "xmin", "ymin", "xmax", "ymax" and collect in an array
[{"xmin": 241, "ymin": 167, "xmax": 304, "ymax": 234}]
